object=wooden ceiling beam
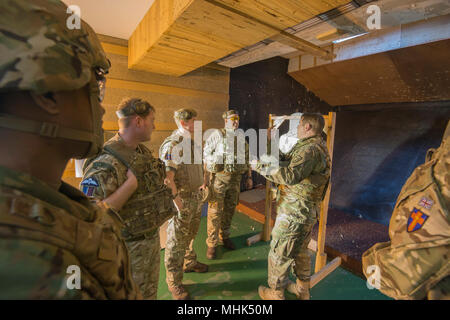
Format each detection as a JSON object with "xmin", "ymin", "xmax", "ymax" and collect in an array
[
  {"xmin": 128, "ymin": 0, "xmax": 347, "ymax": 76},
  {"xmin": 205, "ymin": 0, "xmax": 334, "ymax": 59},
  {"xmin": 270, "ymin": 31, "xmax": 334, "ymax": 59}
]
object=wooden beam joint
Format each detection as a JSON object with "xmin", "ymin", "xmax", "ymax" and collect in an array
[{"xmin": 204, "ymin": 0, "xmax": 334, "ymax": 60}]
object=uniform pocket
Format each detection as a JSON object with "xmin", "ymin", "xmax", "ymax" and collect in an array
[{"xmin": 98, "ymin": 229, "xmax": 117, "ymax": 261}]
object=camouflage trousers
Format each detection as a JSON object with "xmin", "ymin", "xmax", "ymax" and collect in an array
[
  {"xmin": 267, "ymin": 212, "xmax": 315, "ymax": 290},
  {"xmin": 206, "ymin": 173, "xmax": 242, "ymax": 248},
  {"xmin": 164, "ymin": 193, "xmax": 203, "ymax": 288},
  {"xmin": 125, "ymin": 229, "xmax": 161, "ymax": 300}
]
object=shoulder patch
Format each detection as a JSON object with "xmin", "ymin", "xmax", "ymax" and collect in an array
[
  {"xmin": 407, "ymin": 208, "xmax": 429, "ymax": 232},
  {"xmin": 418, "ymin": 197, "xmax": 434, "ymax": 210},
  {"xmin": 80, "ymin": 177, "xmax": 99, "ymax": 197}
]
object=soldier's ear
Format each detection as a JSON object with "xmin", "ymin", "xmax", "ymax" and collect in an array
[
  {"xmin": 305, "ymin": 122, "xmax": 313, "ymax": 132},
  {"xmin": 134, "ymin": 115, "xmax": 143, "ymax": 128},
  {"xmin": 29, "ymin": 91, "xmax": 60, "ymax": 115}
]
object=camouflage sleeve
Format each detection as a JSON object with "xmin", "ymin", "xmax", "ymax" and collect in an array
[
  {"xmin": 434, "ymin": 141, "xmax": 450, "ymax": 205},
  {"xmin": 0, "ymin": 240, "xmax": 91, "ymax": 299},
  {"xmin": 255, "ymin": 145, "xmax": 318, "ymax": 186},
  {"xmin": 160, "ymin": 140, "xmax": 180, "ymax": 172},
  {"xmin": 80, "ymin": 162, "xmax": 120, "ymax": 201},
  {"xmin": 203, "ymin": 129, "xmax": 222, "ymax": 164}
]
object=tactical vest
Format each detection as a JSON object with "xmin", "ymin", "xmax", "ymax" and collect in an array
[
  {"xmin": 281, "ymin": 136, "xmax": 330, "ymax": 203},
  {"xmin": 0, "ymin": 183, "xmax": 141, "ymax": 299},
  {"xmin": 87, "ymin": 136, "xmax": 176, "ymax": 239},
  {"xmin": 160, "ymin": 132, "xmax": 204, "ymax": 196},
  {"xmin": 362, "ymin": 139, "xmax": 450, "ymax": 300},
  {"xmin": 206, "ymin": 129, "xmax": 249, "ymax": 175}
]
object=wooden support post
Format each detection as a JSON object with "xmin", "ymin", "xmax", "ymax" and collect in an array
[
  {"xmin": 246, "ymin": 233, "xmax": 262, "ymax": 246},
  {"xmin": 262, "ymin": 114, "xmax": 274, "ymax": 242},
  {"xmin": 314, "ymin": 112, "xmax": 336, "ymax": 273},
  {"xmin": 311, "ymin": 257, "xmax": 342, "ymax": 288}
]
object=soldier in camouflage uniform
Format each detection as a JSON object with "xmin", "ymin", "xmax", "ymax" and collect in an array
[
  {"xmin": 81, "ymin": 98, "xmax": 177, "ymax": 300},
  {"xmin": 203, "ymin": 110, "xmax": 253, "ymax": 259},
  {"xmin": 0, "ymin": 0, "xmax": 140, "ymax": 299},
  {"xmin": 252, "ymin": 113, "xmax": 330, "ymax": 300},
  {"xmin": 160, "ymin": 109, "xmax": 209, "ymax": 300},
  {"xmin": 362, "ymin": 120, "xmax": 449, "ymax": 300}
]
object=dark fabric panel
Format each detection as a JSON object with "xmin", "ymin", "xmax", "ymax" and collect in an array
[{"xmin": 330, "ymin": 106, "xmax": 450, "ymax": 225}]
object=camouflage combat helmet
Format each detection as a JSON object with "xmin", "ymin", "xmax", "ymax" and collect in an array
[
  {"xmin": 174, "ymin": 108, "xmax": 197, "ymax": 121},
  {"xmin": 0, "ymin": 0, "xmax": 110, "ymax": 158}
]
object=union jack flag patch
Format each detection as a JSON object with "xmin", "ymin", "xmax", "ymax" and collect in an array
[{"xmin": 418, "ymin": 197, "xmax": 434, "ymax": 210}]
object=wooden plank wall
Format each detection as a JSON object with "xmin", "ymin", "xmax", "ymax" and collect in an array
[{"xmin": 63, "ymin": 34, "xmax": 230, "ymax": 187}]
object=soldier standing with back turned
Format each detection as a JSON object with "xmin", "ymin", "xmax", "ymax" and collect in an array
[
  {"xmin": 0, "ymin": 0, "xmax": 140, "ymax": 299},
  {"xmin": 362, "ymin": 120, "xmax": 449, "ymax": 300}
]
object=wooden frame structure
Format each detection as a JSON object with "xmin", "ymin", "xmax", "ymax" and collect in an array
[{"xmin": 247, "ymin": 112, "xmax": 341, "ymax": 288}]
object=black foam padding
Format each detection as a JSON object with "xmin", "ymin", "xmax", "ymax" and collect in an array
[{"xmin": 330, "ymin": 107, "xmax": 450, "ymax": 225}]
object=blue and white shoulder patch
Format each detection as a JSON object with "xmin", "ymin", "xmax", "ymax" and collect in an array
[{"xmin": 80, "ymin": 177, "xmax": 99, "ymax": 197}]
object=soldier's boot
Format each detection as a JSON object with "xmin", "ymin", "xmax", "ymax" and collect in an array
[
  {"xmin": 206, "ymin": 246, "xmax": 216, "ymax": 260},
  {"xmin": 287, "ymin": 279, "xmax": 310, "ymax": 300},
  {"xmin": 184, "ymin": 261, "xmax": 209, "ymax": 273},
  {"xmin": 222, "ymin": 238, "xmax": 236, "ymax": 250},
  {"xmin": 258, "ymin": 286, "xmax": 285, "ymax": 300},
  {"xmin": 168, "ymin": 284, "xmax": 190, "ymax": 300}
]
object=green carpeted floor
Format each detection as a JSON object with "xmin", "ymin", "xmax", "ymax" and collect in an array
[{"xmin": 157, "ymin": 211, "xmax": 390, "ymax": 300}]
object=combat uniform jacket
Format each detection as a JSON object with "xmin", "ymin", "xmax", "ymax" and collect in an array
[
  {"xmin": 204, "ymin": 128, "xmax": 250, "ymax": 176},
  {"xmin": 159, "ymin": 129, "xmax": 204, "ymax": 197},
  {"xmin": 362, "ymin": 126, "xmax": 450, "ymax": 300},
  {"xmin": 254, "ymin": 135, "xmax": 330, "ymax": 224},
  {"xmin": 0, "ymin": 165, "xmax": 141, "ymax": 299},
  {"xmin": 81, "ymin": 134, "xmax": 176, "ymax": 241}
]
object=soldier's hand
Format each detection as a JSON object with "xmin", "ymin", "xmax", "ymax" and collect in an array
[
  {"xmin": 126, "ymin": 169, "xmax": 138, "ymax": 190},
  {"xmin": 199, "ymin": 183, "xmax": 207, "ymax": 192}
]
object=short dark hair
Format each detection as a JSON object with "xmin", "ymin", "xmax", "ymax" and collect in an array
[
  {"xmin": 117, "ymin": 98, "xmax": 154, "ymax": 128},
  {"xmin": 301, "ymin": 113, "xmax": 325, "ymax": 134}
]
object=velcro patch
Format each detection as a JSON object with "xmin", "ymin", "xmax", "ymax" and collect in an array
[
  {"xmin": 81, "ymin": 177, "xmax": 99, "ymax": 187},
  {"xmin": 81, "ymin": 177, "xmax": 99, "ymax": 197},
  {"xmin": 407, "ymin": 208, "xmax": 429, "ymax": 232},
  {"xmin": 418, "ymin": 197, "xmax": 434, "ymax": 210}
]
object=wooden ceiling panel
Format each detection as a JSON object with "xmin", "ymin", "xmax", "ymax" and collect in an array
[
  {"xmin": 176, "ymin": 1, "xmax": 276, "ymax": 48},
  {"xmin": 213, "ymin": 0, "xmax": 349, "ymax": 29},
  {"xmin": 128, "ymin": 0, "xmax": 350, "ymax": 76}
]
